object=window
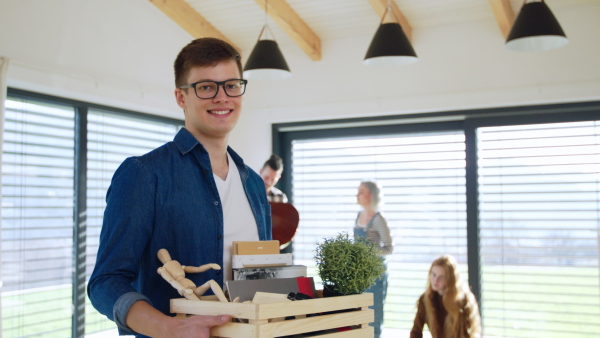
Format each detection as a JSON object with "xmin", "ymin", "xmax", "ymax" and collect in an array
[
  {"xmin": 478, "ymin": 121, "xmax": 600, "ymax": 337},
  {"xmin": 291, "ymin": 130, "xmax": 467, "ymax": 333},
  {"xmin": 1, "ymin": 90, "xmax": 183, "ymax": 337},
  {"xmin": 275, "ymin": 102, "xmax": 600, "ymax": 336}
]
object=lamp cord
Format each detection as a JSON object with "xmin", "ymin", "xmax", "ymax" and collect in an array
[
  {"xmin": 257, "ymin": 0, "xmax": 273, "ymax": 41},
  {"xmin": 380, "ymin": 2, "xmax": 401, "ymax": 26}
]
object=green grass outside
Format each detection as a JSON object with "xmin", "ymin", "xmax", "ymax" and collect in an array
[
  {"xmin": 2, "ymin": 287, "xmax": 72, "ymax": 337},
  {"xmin": 2, "ymin": 286, "xmax": 115, "ymax": 338},
  {"xmin": 480, "ymin": 265, "xmax": 600, "ymax": 338}
]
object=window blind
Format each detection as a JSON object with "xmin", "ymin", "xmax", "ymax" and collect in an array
[
  {"xmin": 1, "ymin": 98, "xmax": 75, "ymax": 337},
  {"xmin": 1, "ymin": 93, "xmax": 182, "ymax": 337},
  {"xmin": 291, "ymin": 130, "xmax": 468, "ymax": 333},
  {"xmin": 85, "ymin": 110, "xmax": 180, "ymax": 334},
  {"xmin": 478, "ymin": 121, "xmax": 600, "ymax": 337}
]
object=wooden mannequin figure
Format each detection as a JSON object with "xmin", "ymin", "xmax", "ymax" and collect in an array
[{"xmin": 157, "ymin": 248, "xmax": 229, "ymax": 302}]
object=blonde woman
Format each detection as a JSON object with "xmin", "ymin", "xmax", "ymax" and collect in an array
[
  {"xmin": 410, "ymin": 255, "xmax": 482, "ymax": 338},
  {"xmin": 355, "ymin": 181, "xmax": 393, "ymax": 338}
]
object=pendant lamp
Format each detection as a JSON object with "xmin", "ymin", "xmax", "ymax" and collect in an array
[
  {"xmin": 364, "ymin": 4, "xmax": 417, "ymax": 66},
  {"xmin": 243, "ymin": 0, "xmax": 291, "ymax": 80},
  {"xmin": 505, "ymin": 0, "xmax": 568, "ymax": 52}
]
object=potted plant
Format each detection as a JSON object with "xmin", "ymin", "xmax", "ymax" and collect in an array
[{"xmin": 315, "ymin": 232, "xmax": 386, "ymax": 297}]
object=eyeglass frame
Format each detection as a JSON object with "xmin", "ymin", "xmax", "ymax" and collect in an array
[{"xmin": 179, "ymin": 79, "xmax": 248, "ymax": 99}]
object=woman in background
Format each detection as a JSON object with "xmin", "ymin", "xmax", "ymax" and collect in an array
[
  {"xmin": 411, "ymin": 254, "xmax": 482, "ymax": 338},
  {"xmin": 355, "ymin": 181, "xmax": 393, "ymax": 338}
]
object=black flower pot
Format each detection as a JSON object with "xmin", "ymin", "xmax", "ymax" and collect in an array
[
  {"xmin": 322, "ymin": 284, "xmax": 361, "ymax": 298},
  {"xmin": 323, "ymin": 284, "xmax": 342, "ymax": 298}
]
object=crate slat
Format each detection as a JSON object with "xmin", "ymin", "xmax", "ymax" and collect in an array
[
  {"xmin": 256, "ymin": 309, "xmax": 374, "ymax": 337},
  {"xmin": 171, "ymin": 298, "xmax": 260, "ymax": 319},
  {"xmin": 171, "ymin": 292, "xmax": 375, "ymax": 338},
  {"xmin": 307, "ymin": 327, "xmax": 374, "ymax": 337},
  {"xmin": 257, "ymin": 293, "xmax": 373, "ymax": 319}
]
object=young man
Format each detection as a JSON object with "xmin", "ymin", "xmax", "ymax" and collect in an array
[
  {"xmin": 88, "ymin": 38, "xmax": 272, "ymax": 338},
  {"xmin": 260, "ymin": 154, "xmax": 288, "ymax": 203}
]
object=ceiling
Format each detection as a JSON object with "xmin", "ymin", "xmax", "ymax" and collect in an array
[
  {"xmin": 2, "ymin": 0, "xmax": 598, "ymax": 119},
  {"xmin": 149, "ymin": 0, "xmax": 593, "ymax": 61}
]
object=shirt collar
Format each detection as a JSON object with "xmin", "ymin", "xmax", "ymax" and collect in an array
[
  {"xmin": 172, "ymin": 128, "xmax": 247, "ymax": 173},
  {"xmin": 173, "ymin": 128, "xmax": 205, "ymax": 155}
]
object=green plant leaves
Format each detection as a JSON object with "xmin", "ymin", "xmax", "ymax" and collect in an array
[{"xmin": 315, "ymin": 232, "xmax": 386, "ymax": 296}]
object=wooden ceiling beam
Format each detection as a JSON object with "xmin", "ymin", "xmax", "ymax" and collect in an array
[
  {"xmin": 148, "ymin": 0, "xmax": 239, "ymax": 52},
  {"xmin": 367, "ymin": 0, "xmax": 413, "ymax": 41},
  {"xmin": 254, "ymin": 0, "xmax": 322, "ymax": 61},
  {"xmin": 488, "ymin": 0, "xmax": 515, "ymax": 39}
]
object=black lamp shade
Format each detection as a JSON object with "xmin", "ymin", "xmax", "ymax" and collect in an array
[
  {"xmin": 243, "ymin": 40, "xmax": 291, "ymax": 80},
  {"xmin": 364, "ymin": 22, "xmax": 418, "ymax": 66},
  {"xmin": 506, "ymin": 1, "xmax": 568, "ymax": 51}
]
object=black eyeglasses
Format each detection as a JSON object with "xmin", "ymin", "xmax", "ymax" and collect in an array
[{"xmin": 179, "ymin": 79, "xmax": 248, "ymax": 99}]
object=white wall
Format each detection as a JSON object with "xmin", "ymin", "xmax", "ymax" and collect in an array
[
  {"xmin": 0, "ymin": 0, "xmax": 188, "ymax": 119},
  {"xmin": 1, "ymin": 1, "xmax": 599, "ymax": 172}
]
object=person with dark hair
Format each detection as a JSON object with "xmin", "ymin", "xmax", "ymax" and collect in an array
[
  {"xmin": 88, "ymin": 38, "xmax": 272, "ymax": 338},
  {"xmin": 260, "ymin": 154, "xmax": 288, "ymax": 203},
  {"xmin": 411, "ymin": 255, "xmax": 482, "ymax": 338},
  {"xmin": 355, "ymin": 181, "xmax": 393, "ymax": 338}
]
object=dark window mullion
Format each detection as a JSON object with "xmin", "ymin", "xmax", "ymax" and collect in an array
[
  {"xmin": 465, "ymin": 119, "xmax": 482, "ymax": 309},
  {"xmin": 72, "ymin": 106, "xmax": 87, "ymax": 338}
]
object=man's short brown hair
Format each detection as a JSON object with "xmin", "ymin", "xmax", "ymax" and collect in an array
[
  {"xmin": 174, "ymin": 38, "xmax": 242, "ymax": 87},
  {"xmin": 262, "ymin": 154, "xmax": 284, "ymax": 174}
]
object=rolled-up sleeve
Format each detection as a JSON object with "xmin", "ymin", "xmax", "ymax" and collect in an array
[{"xmin": 113, "ymin": 292, "xmax": 152, "ymax": 335}]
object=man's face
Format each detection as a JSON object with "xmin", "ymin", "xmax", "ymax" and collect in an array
[
  {"xmin": 175, "ymin": 60, "xmax": 242, "ymax": 142},
  {"xmin": 260, "ymin": 166, "xmax": 281, "ymax": 192}
]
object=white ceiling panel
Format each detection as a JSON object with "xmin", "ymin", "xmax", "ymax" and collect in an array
[{"xmin": 181, "ymin": 0, "xmax": 594, "ymax": 55}]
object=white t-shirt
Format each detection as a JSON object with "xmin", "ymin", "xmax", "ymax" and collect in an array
[{"xmin": 214, "ymin": 152, "xmax": 259, "ymax": 282}]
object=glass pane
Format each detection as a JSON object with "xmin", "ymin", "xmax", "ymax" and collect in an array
[
  {"xmin": 478, "ymin": 121, "xmax": 600, "ymax": 338},
  {"xmin": 291, "ymin": 131, "xmax": 467, "ymax": 335},
  {"xmin": 2, "ymin": 98, "xmax": 75, "ymax": 338}
]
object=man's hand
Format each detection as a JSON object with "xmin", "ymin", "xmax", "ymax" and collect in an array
[
  {"xmin": 127, "ymin": 300, "xmax": 230, "ymax": 338},
  {"xmin": 161, "ymin": 314, "xmax": 230, "ymax": 338}
]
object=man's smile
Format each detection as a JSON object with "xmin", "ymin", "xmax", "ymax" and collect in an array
[{"xmin": 208, "ymin": 109, "xmax": 232, "ymax": 115}]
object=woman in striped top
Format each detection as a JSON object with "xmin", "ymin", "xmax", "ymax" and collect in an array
[{"xmin": 355, "ymin": 181, "xmax": 394, "ymax": 338}]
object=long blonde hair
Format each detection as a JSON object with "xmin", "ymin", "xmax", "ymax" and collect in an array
[{"xmin": 423, "ymin": 255, "xmax": 482, "ymax": 338}]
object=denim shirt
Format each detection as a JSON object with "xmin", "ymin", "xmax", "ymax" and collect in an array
[{"xmin": 87, "ymin": 128, "xmax": 272, "ymax": 336}]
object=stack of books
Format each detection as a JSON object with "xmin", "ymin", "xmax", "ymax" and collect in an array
[{"xmin": 227, "ymin": 240, "xmax": 314, "ymax": 302}]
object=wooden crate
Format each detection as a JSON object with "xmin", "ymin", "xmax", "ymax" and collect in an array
[{"xmin": 171, "ymin": 292, "xmax": 374, "ymax": 338}]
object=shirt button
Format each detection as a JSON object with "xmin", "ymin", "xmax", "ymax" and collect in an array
[
  {"xmin": 216, "ymin": 270, "xmax": 222, "ymax": 275},
  {"xmin": 214, "ymin": 201, "xmax": 219, "ymax": 206},
  {"xmin": 217, "ymin": 234, "xmax": 223, "ymax": 240}
]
